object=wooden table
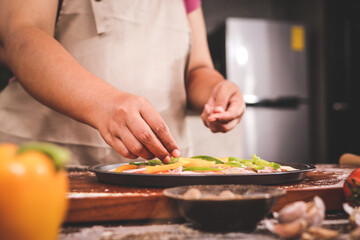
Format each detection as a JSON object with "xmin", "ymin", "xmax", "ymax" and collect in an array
[{"xmin": 65, "ymin": 164, "xmax": 355, "ymax": 224}]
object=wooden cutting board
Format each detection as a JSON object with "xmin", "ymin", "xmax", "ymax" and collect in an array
[{"xmin": 64, "ymin": 164, "xmax": 355, "ymax": 223}]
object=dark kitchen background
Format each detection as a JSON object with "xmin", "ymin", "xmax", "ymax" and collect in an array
[
  {"xmin": 200, "ymin": 0, "xmax": 360, "ymax": 164},
  {"xmin": 0, "ymin": 0, "xmax": 359, "ymax": 164}
]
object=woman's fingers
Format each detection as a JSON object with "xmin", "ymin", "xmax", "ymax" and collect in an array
[
  {"xmin": 205, "ymin": 105, "xmax": 243, "ymax": 132},
  {"xmin": 125, "ymin": 117, "xmax": 171, "ymax": 163},
  {"xmin": 96, "ymin": 93, "xmax": 179, "ymax": 163},
  {"xmin": 207, "ymin": 102, "xmax": 245, "ymax": 122},
  {"xmin": 140, "ymin": 108, "xmax": 180, "ymax": 162},
  {"xmin": 111, "ymin": 136, "xmax": 138, "ymax": 159},
  {"xmin": 208, "ymin": 81, "xmax": 236, "ymax": 112},
  {"xmin": 115, "ymin": 125, "xmax": 155, "ymax": 160},
  {"xmin": 202, "ymin": 81, "xmax": 246, "ymax": 133},
  {"xmin": 208, "ymin": 118, "xmax": 240, "ymax": 133}
]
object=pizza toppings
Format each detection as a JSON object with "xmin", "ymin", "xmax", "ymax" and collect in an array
[{"xmin": 112, "ymin": 154, "xmax": 297, "ymax": 174}]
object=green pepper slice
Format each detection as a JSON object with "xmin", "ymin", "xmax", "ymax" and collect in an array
[
  {"xmin": 254, "ymin": 159, "xmax": 271, "ymax": 167},
  {"xmin": 225, "ymin": 162, "xmax": 245, "ymax": 168},
  {"xmin": 251, "ymin": 165, "xmax": 265, "ymax": 170},
  {"xmin": 129, "ymin": 159, "xmax": 164, "ymax": 166},
  {"xmin": 270, "ymin": 162, "xmax": 281, "ymax": 169},
  {"xmin": 169, "ymin": 157, "xmax": 179, "ymax": 164},
  {"xmin": 183, "ymin": 167, "xmax": 224, "ymax": 172},
  {"xmin": 239, "ymin": 159, "xmax": 255, "ymax": 166}
]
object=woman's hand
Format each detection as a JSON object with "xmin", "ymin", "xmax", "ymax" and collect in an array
[
  {"xmin": 201, "ymin": 81, "xmax": 245, "ymax": 133},
  {"xmin": 96, "ymin": 92, "xmax": 180, "ymax": 163},
  {"xmin": 185, "ymin": 8, "xmax": 245, "ymax": 133},
  {"xmin": 0, "ymin": 0, "xmax": 181, "ymax": 164}
]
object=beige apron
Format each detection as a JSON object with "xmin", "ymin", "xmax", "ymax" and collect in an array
[{"xmin": 0, "ymin": 0, "xmax": 192, "ymax": 166}]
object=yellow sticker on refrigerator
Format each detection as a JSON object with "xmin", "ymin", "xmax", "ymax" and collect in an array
[{"xmin": 291, "ymin": 26, "xmax": 305, "ymax": 51}]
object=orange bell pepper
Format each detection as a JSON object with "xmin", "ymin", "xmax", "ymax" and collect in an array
[
  {"xmin": 0, "ymin": 142, "xmax": 71, "ymax": 240},
  {"xmin": 114, "ymin": 164, "xmax": 137, "ymax": 172}
]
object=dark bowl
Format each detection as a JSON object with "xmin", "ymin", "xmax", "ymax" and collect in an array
[{"xmin": 163, "ymin": 184, "xmax": 286, "ymax": 232}]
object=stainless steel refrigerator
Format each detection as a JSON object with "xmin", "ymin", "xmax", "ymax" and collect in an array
[{"xmin": 207, "ymin": 17, "xmax": 310, "ymax": 163}]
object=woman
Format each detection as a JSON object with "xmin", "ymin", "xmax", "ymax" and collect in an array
[{"xmin": 0, "ymin": 0, "xmax": 245, "ymax": 166}]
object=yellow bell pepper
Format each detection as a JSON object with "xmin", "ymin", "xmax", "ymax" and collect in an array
[
  {"xmin": 217, "ymin": 157, "xmax": 229, "ymax": 163},
  {"xmin": 0, "ymin": 142, "xmax": 70, "ymax": 240},
  {"xmin": 145, "ymin": 161, "xmax": 182, "ymax": 173},
  {"xmin": 179, "ymin": 158, "xmax": 217, "ymax": 168}
]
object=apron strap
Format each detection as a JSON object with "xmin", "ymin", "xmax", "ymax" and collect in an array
[{"xmin": 56, "ymin": 0, "xmax": 64, "ymax": 24}]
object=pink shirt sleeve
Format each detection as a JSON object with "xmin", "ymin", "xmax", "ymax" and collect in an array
[{"xmin": 183, "ymin": 0, "xmax": 201, "ymax": 14}]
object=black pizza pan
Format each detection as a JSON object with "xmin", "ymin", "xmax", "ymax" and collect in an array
[{"xmin": 89, "ymin": 162, "xmax": 315, "ymax": 188}]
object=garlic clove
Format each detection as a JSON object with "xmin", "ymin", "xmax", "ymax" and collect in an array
[
  {"xmin": 218, "ymin": 190, "xmax": 236, "ymax": 199},
  {"xmin": 264, "ymin": 218, "xmax": 308, "ymax": 238},
  {"xmin": 313, "ymin": 196, "xmax": 326, "ymax": 215},
  {"xmin": 183, "ymin": 188, "xmax": 202, "ymax": 200},
  {"xmin": 275, "ymin": 201, "xmax": 307, "ymax": 223},
  {"xmin": 305, "ymin": 226, "xmax": 339, "ymax": 240},
  {"xmin": 344, "ymin": 202, "xmax": 355, "ymax": 215},
  {"xmin": 305, "ymin": 196, "xmax": 325, "ymax": 226},
  {"xmin": 302, "ymin": 232, "xmax": 315, "ymax": 240}
]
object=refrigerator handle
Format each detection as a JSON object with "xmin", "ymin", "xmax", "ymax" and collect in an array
[{"xmin": 245, "ymin": 96, "xmax": 306, "ymax": 109}]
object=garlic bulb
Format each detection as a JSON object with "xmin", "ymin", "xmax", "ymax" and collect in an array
[{"xmin": 265, "ymin": 196, "xmax": 326, "ymax": 238}]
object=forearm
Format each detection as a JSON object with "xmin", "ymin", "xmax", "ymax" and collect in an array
[
  {"xmin": 0, "ymin": 0, "xmax": 181, "ymax": 161},
  {"xmin": 186, "ymin": 66, "xmax": 225, "ymax": 112},
  {"xmin": 1, "ymin": 26, "xmax": 116, "ymax": 128}
]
